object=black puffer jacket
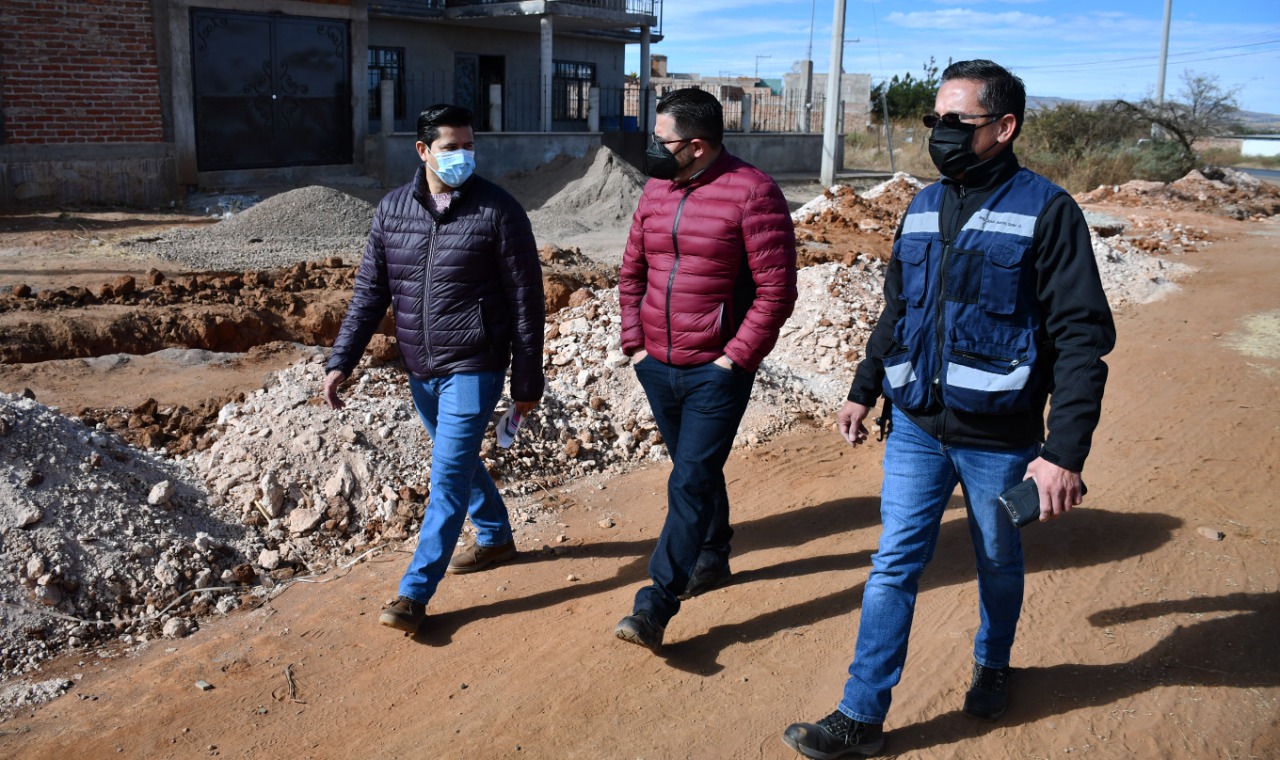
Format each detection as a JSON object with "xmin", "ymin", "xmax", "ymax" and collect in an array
[{"xmin": 327, "ymin": 166, "xmax": 545, "ymax": 401}]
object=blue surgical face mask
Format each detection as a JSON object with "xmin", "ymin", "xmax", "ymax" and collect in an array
[{"xmin": 428, "ymin": 148, "xmax": 475, "ymax": 187}]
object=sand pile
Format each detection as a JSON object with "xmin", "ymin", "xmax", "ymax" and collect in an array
[{"xmin": 520, "ymin": 146, "xmax": 647, "ymax": 265}]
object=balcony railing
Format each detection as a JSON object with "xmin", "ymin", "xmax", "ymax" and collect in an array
[
  {"xmin": 373, "ymin": 74, "xmax": 850, "ymax": 135},
  {"xmin": 448, "ymin": 0, "xmax": 657, "ymax": 12},
  {"xmin": 371, "ymin": 1, "xmax": 660, "ymax": 28}
]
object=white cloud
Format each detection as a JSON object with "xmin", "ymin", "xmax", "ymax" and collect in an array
[{"xmin": 885, "ymin": 9, "xmax": 1056, "ymax": 31}]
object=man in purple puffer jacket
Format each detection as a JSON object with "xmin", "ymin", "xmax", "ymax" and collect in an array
[
  {"xmin": 323, "ymin": 104, "xmax": 544, "ymax": 634},
  {"xmin": 614, "ymin": 88, "xmax": 798, "ymax": 651}
]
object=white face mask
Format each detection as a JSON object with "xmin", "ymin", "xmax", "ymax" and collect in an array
[{"xmin": 428, "ymin": 148, "xmax": 475, "ymax": 187}]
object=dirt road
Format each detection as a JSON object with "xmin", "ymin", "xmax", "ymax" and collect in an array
[{"xmin": 1, "ymin": 210, "xmax": 1276, "ymax": 757}]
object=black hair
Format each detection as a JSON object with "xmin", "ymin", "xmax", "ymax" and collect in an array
[
  {"xmin": 416, "ymin": 103, "xmax": 474, "ymax": 146},
  {"xmin": 655, "ymin": 88, "xmax": 724, "ymax": 146},
  {"xmin": 940, "ymin": 59, "xmax": 1026, "ymax": 140}
]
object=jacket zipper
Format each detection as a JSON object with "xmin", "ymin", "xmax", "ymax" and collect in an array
[
  {"xmin": 933, "ymin": 186, "xmax": 966, "ymax": 401},
  {"xmin": 664, "ymin": 188, "xmax": 695, "ymax": 364},
  {"xmin": 424, "ymin": 217, "xmax": 437, "ymax": 376},
  {"xmin": 952, "ymin": 348, "xmax": 1027, "ymax": 367}
]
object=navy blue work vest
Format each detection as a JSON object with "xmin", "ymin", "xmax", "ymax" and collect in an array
[{"xmin": 882, "ymin": 168, "xmax": 1065, "ymax": 415}]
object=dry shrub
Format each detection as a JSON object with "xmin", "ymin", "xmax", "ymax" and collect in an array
[{"xmin": 844, "ymin": 123, "xmax": 937, "ymax": 178}]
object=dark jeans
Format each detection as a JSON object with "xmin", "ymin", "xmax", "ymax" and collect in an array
[{"xmin": 632, "ymin": 356, "xmax": 756, "ymax": 624}]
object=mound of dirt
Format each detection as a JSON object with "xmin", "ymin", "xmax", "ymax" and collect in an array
[
  {"xmin": 1076, "ymin": 168, "xmax": 1280, "ymax": 219},
  {"xmin": 791, "ymin": 173, "xmax": 924, "ymax": 266}
]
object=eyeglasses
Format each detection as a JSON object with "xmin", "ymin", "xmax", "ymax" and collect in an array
[
  {"xmin": 652, "ymin": 135, "xmax": 693, "ymax": 146},
  {"xmin": 922, "ymin": 112, "xmax": 1001, "ymax": 129}
]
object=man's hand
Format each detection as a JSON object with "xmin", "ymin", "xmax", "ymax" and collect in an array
[
  {"xmin": 713, "ymin": 355, "xmax": 733, "ymax": 371},
  {"xmin": 631, "ymin": 349, "xmax": 649, "ymax": 364},
  {"xmin": 837, "ymin": 400, "xmax": 872, "ymax": 447},
  {"xmin": 514, "ymin": 399, "xmax": 539, "ymax": 415},
  {"xmin": 322, "ymin": 369, "xmax": 347, "ymax": 410},
  {"xmin": 1023, "ymin": 457, "xmax": 1085, "ymax": 522}
]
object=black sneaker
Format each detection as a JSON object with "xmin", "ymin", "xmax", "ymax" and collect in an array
[
  {"xmin": 378, "ymin": 596, "xmax": 426, "ymax": 633},
  {"xmin": 782, "ymin": 710, "xmax": 884, "ymax": 758},
  {"xmin": 613, "ymin": 610, "xmax": 665, "ymax": 652},
  {"xmin": 963, "ymin": 662, "xmax": 1012, "ymax": 721},
  {"xmin": 677, "ymin": 561, "xmax": 732, "ymax": 600}
]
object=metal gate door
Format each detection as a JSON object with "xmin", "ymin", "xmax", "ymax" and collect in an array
[{"xmin": 191, "ymin": 9, "xmax": 351, "ymax": 172}]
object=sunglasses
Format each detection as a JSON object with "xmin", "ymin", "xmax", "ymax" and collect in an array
[{"xmin": 923, "ymin": 112, "xmax": 1001, "ymax": 129}]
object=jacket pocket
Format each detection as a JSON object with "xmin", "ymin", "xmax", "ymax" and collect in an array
[
  {"xmin": 478, "ymin": 296, "xmax": 510, "ymax": 345},
  {"xmin": 980, "ymin": 242, "xmax": 1027, "ymax": 315},
  {"xmin": 943, "ymin": 328, "xmax": 1037, "ymax": 413},
  {"xmin": 894, "ymin": 238, "xmax": 930, "ymax": 307}
]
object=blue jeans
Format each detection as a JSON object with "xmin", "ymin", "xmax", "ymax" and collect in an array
[
  {"xmin": 398, "ymin": 370, "xmax": 510, "ymax": 605},
  {"xmin": 632, "ymin": 357, "xmax": 755, "ymax": 624},
  {"xmin": 839, "ymin": 407, "xmax": 1038, "ymax": 724}
]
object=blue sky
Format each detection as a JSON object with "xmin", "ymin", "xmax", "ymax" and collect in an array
[{"xmin": 626, "ymin": 0, "xmax": 1280, "ymax": 115}]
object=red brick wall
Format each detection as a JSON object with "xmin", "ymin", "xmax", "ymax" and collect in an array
[{"xmin": 0, "ymin": 0, "xmax": 163, "ymax": 144}]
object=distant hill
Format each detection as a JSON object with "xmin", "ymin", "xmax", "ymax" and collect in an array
[{"xmin": 1027, "ymin": 95, "xmax": 1280, "ymax": 131}]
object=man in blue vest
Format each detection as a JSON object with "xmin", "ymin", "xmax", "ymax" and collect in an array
[{"xmin": 783, "ymin": 60, "xmax": 1115, "ymax": 757}]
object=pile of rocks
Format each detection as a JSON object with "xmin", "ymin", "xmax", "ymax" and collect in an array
[{"xmin": 0, "ymin": 393, "xmax": 251, "ymax": 680}]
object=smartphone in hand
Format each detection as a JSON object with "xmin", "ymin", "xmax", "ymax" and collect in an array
[{"xmin": 998, "ymin": 478, "xmax": 1087, "ymax": 529}]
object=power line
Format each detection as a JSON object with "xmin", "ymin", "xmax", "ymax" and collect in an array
[{"xmin": 1008, "ymin": 38, "xmax": 1280, "ymax": 70}]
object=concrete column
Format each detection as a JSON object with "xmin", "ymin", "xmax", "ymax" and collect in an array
[
  {"xmin": 489, "ymin": 83, "xmax": 503, "ymax": 133},
  {"xmin": 379, "ymin": 79, "xmax": 395, "ymax": 136},
  {"xmin": 741, "ymin": 94, "xmax": 752, "ymax": 134},
  {"xmin": 640, "ymin": 26, "xmax": 651, "ymax": 132},
  {"xmin": 587, "ymin": 86, "xmax": 600, "ymax": 132},
  {"xmin": 798, "ymin": 59, "xmax": 813, "ymax": 133},
  {"xmin": 821, "ymin": 1, "xmax": 847, "ymax": 186},
  {"xmin": 540, "ymin": 16, "xmax": 553, "ymax": 132}
]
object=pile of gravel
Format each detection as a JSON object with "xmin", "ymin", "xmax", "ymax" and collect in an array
[{"xmin": 121, "ymin": 186, "xmax": 374, "ymax": 271}]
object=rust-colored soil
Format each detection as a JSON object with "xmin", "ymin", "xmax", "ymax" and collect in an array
[{"xmin": 1, "ymin": 208, "xmax": 1278, "ymax": 758}]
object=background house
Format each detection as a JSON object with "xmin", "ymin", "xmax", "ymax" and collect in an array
[{"xmin": 1, "ymin": 0, "xmax": 661, "ymax": 207}]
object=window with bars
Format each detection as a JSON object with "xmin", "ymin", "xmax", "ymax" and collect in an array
[
  {"xmin": 368, "ymin": 47, "xmax": 405, "ymax": 122},
  {"xmin": 553, "ymin": 60, "xmax": 595, "ymax": 122}
]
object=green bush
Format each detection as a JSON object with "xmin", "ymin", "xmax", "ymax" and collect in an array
[{"xmin": 1133, "ymin": 140, "xmax": 1194, "ymax": 182}]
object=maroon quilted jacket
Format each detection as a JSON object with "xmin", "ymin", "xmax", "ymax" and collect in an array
[{"xmin": 619, "ymin": 150, "xmax": 797, "ymax": 372}]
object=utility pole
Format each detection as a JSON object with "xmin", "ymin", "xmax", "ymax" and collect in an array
[
  {"xmin": 801, "ymin": 0, "xmax": 818, "ymax": 132},
  {"xmin": 880, "ymin": 86, "xmax": 896, "ymax": 174},
  {"xmin": 1153, "ymin": 0, "xmax": 1172, "ymax": 139},
  {"xmin": 821, "ymin": 1, "xmax": 848, "ymax": 186}
]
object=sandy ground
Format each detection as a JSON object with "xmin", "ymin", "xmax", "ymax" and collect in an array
[{"xmin": 1, "ymin": 201, "xmax": 1278, "ymax": 758}]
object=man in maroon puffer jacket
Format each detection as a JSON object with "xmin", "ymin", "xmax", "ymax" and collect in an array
[{"xmin": 614, "ymin": 88, "xmax": 798, "ymax": 651}]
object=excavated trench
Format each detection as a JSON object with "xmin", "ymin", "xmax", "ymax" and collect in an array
[
  {"xmin": 0, "ymin": 259, "xmax": 360, "ymax": 364},
  {"xmin": 0, "ymin": 249, "xmax": 616, "ymax": 455}
]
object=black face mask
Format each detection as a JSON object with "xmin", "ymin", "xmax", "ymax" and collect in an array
[
  {"xmin": 643, "ymin": 138, "xmax": 691, "ymax": 180},
  {"xmin": 927, "ymin": 122, "xmax": 981, "ymax": 178}
]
